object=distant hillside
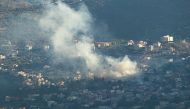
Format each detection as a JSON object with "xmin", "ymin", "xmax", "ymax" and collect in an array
[{"xmin": 0, "ymin": 0, "xmax": 32, "ymax": 10}]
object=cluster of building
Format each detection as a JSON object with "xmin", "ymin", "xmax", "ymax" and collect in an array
[
  {"xmin": 0, "ymin": 34, "xmax": 190, "ymax": 108},
  {"xmin": 95, "ymin": 35, "xmax": 175, "ymax": 49},
  {"xmin": 1, "ymin": 62, "xmax": 190, "ymax": 109},
  {"xmin": 17, "ymin": 71, "xmax": 52, "ymax": 87},
  {"xmin": 1, "ymin": 1, "xmax": 190, "ymax": 108}
]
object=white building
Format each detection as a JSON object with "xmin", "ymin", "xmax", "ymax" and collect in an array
[
  {"xmin": 87, "ymin": 71, "xmax": 94, "ymax": 79},
  {"xmin": 162, "ymin": 35, "xmax": 174, "ymax": 42},
  {"xmin": 157, "ymin": 42, "xmax": 162, "ymax": 47},
  {"xmin": 26, "ymin": 44, "xmax": 33, "ymax": 51},
  {"xmin": 127, "ymin": 40, "xmax": 135, "ymax": 46},
  {"xmin": 137, "ymin": 41, "xmax": 147, "ymax": 48},
  {"xmin": 149, "ymin": 45, "xmax": 154, "ymax": 51},
  {"xmin": 0, "ymin": 54, "xmax": 6, "ymax": 60},
  {"xmin": 44, "ymin": 45, "xmax": 50, "ymax": 50},
  {"xmin": 95, "ymin": 42, "xmax": 112, "ymax": 48}
]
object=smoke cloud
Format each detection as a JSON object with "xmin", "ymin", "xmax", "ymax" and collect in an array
[{"xmin": 39, "ymin": 2, "xmax": 139, "ymax": 78}]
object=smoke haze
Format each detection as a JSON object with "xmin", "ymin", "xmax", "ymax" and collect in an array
[
  {"xmin": 2, "ymin": 1, "xmax": 139, "ymax": 79},
  {"xmin": 39, "ymin": 2, "xmax": 138, "ymax": 78}
]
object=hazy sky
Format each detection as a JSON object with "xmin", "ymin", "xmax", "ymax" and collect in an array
[
  {"xmin": 85, "ymin": 0, "xmax": 190, "ymax": 40},
  {"xmin": 1, "ymin": 0, "xmax": 190, "ymax": 40}
]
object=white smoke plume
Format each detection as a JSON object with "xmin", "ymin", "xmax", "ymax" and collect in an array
[{"xmin": 40, "ymin": 1, "xmax": 138, "ymax": 78}]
